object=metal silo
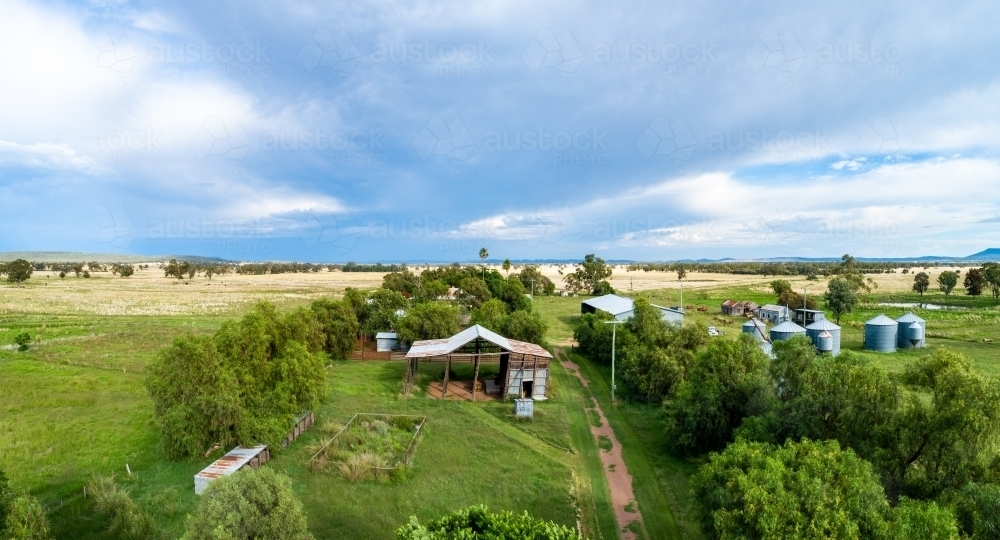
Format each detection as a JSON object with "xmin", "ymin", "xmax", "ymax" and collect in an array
[
  {"xmin": 864, "ymin": 314, "xmax": 898, "ymax": 352},
  {"xmin": 770, "ymin": 320, "xmax": 806, "ymax": 342},
  {"xmin": 806, "ymin": 318, "xmax": 841, "ymax": 356},
  {"xmin": 742, "ymin": 319, "xmax": 767, "ymax": 342},
  {"xmin": 895, "ymin": 312, "xmax": 926, "ymax": 348},
  {"xmin": 815, "ymin": 331, "xmax": 833, "ymax": 353}
]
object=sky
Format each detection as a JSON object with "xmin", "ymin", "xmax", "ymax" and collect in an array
[{"xmin": 1, "ymin": 0, "xmax": 999, "ymax": 262}]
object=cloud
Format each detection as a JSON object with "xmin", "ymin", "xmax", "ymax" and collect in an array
[{"xmin": 0, "ymin": 141, "xmax": 102, "ymax": 174}]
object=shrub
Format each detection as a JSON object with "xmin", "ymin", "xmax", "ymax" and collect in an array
[
  {"xmin": 86, "ymin": 474, "xmax": 157, "ymax": 540},
  {"xmin": 182, "ymin": 468, "xmax": 313, "ymax": 540},
  {"xmin": 396, "ymin": 505, "xmax": 581, "ymax": 540},
  {"xmin": 13, "ymin": 333, "xmax": 31, "ymax": 352}
]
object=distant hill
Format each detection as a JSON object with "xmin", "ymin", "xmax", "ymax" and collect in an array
[
  {"xmin": 0, "ymin": 252, "xmax": 231, "ymax": 264},
  {"xmin": 965, "ymin": 248, "xmax": 1000, "ymax": 261}
]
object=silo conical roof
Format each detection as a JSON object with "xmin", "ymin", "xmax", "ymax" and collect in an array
[
  {"xmin": 865, "ymin": 314, "xmax": 898, "ymax": 326},
  {"xmin": 896, "ymin": 312, "xmax": 926, "ymax": 324},
  {"xmin": 771, "ymin": 321, "xmax": 806, "ymax": 333},
  {"xmin": 806, "ymin": 318, "xmax": 841, "ymax": 330}
]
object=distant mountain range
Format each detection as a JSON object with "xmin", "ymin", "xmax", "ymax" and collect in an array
[
  {"xmin": 0, "ymin": 252, "xmax": 230, "ymax": 264},
  {"xmin": 4, "ymin": 250, "xmax": 1000, "ymax": 265}
]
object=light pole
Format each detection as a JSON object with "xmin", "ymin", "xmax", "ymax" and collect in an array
[{"xmin": 604, "ymin": 319, "xmax": 626, "ymax": 404}]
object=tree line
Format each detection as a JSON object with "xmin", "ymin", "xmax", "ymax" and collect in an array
[{"xmin": 574, "ymin": 297, "xmax": 1000, "ymax": 538}]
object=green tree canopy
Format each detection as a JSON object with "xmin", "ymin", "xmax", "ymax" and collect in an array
[
  {"xmin": 565, "ymin": 254, "xmax": 613, "ymax": 294},
  {"xmin": 146, "ymin": 303, "xmax": 327, "ymax": 458},
  {"xmin": 5, "ymin": 259, "xmax": 32, "ymax": 284},
  {"xmin": 182, "ymin": 467, "xmax": 313, "ymax": 540},
  {"xmin": 665, "ymin": 335, "xmax": 774, "ymax": 455},
  {"xmin": 396, "ymin": 505, "xmax": 581, "ymax": 540},
  {"xmin": 770, "ymin": 279, "xmax": 793, "ymax": 295},
  {"xmin": 395, "ymin": 302, "xmax": 460, "ymax": 344},
  {"xmin": 456, "ymin": 277, "xmax": 492, "ymax": 309},
  {"xmin": 913, "ymin": 272, "xmax": 931, "ymax": 296},
  {"xmin": 824, "ymin": 277, "xmax": 859, "ymax": 323},
  {"xmin": 692, "ymin": 439, "xmax": 891, "ymax": 540},
  {"xmin": 981, "ymin": 263, "xmax": 1000, "ymax": 303},
  {"xmin": 965, "ymin": 269, "xmax": 985, "ymax": 297},
  {"xmin": 937, "ymin": 271, "xmax": 959, "ymax": 296},
  {"xmin": 500, "ymin": 309, "xmax": 547, "ymax": 346},
  {"xmin": 310, "ymin": 298, "xmax": 360, "ymax": 360},
  {"xmin": 511, "ymin": 265, "xmax": 556, "ymax": 296}
]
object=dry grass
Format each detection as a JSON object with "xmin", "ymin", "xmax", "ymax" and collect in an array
[{"xmin": 0, "ymin": 268, "xmax": 386, "ymax": 315}]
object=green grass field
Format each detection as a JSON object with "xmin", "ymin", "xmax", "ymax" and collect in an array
[{"xmin": 4, "ymin": 277, "xmax": 1000, "ymax": 539}]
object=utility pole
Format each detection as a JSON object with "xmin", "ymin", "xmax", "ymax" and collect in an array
[
  {"xmin": 530, "ymin": 278, "xmax": 535, "ymax": 300},
  {"xmin": 604, "ymin": 319, "xmax": 626, "ymax": 404},
  {"xmin": 803, "ymin": 285, "xmax": 810, "ymax": 325}
]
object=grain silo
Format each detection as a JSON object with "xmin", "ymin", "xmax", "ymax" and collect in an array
[
  {"xmin": 806, "ymin": 318, "xmax": 841, "ymax": 356},
  {"xmin": 895, "ymin": 312, "xmax": 926, "ymax": 349},
  {"xmin": 815, "ymin": 331, "xmax": 833, "ymax": 353},
  {"xmin": 864, "ymin": 314, "xmax": 898, "ymax": 352},
  {"xmin": 770, "ymin": 320, "xmax": 806, "ymax": 342},
  {"xmin": 742, "ymin": 319, "xmax": 768, "ymax": 342}
]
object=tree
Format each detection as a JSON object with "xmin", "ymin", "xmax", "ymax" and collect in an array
[
  {"xmin": 952, "ymin": 482, "xmax": 1000, "ymax": 538},
  {"xmin": 777, "ymin": 291, "xmax": 818, "ymax": 310},
  {"xmin": 382, "ymin": 269, "xmax": 419, "ymax": 295},
  {"xmin": 574, "ymin": 311, "xmax": 635, "ymax": 366},
  {"xmin": 456, "ymin": 277, "xmax": 492, "ymax": 309},
  {"xmin": 675, "ymin": 264, "xmax": 687, "ymax": 281},
  {"xmin": 825, "ymin": 277, "xmax": 859, "ymax": 323},
  {"xmin": 6, "ymin": 259, "xmax": 32, "ymax": 284},
  {"xmin": 937, "ymin": 271, "xmax": 959, "ymax": 296},
  {"xmin": 470, "ymin": 299, "xmax": 508, "ymax": 333},
  {"xmin": 182, "ymin": 467, "xmax": 313, "ymax": 540},
  {"xmin": 511, "ymin": 265, "xmax": 555, "ymax": 296},
  {"xmin": 395, "ymin": 302, "xmax": 460, "ymax": 343},
  {"xmin": 147, "ymin": 303, "xmax": 327, "ymax": 458},
  {"xmin": 310, "ymin": 299, "xmax": 360, "ymax": 360},
  {"xmin": 502, "ymin": 258, "xmax": 511, "ymax": 277},
  {"xmin": 118, "ymin": 264, "xmax": 135, "ymax": 278},
  {"xmin": 396, "ymin": 505, "xmax": 581, "ymax": 540},
  {"xmin": 565, "ymin": 254, "xmax": 613, "ymax": 294},
  {"xmin": 965, "ymin": 268, "xmax": 985, "ymax": 297},
  {"xmin": 479, "ymin": 247, "xmax": 489, "ymax": 279},
  {"xmin": 981, "ymin": 263, "xmax": 1000, "ymax": 303},
  {"xmin": 664, "ymin": 335, "xmax": 774, "ymax": 455},
  {"xmin": 13, "ymin": 333, "xmax": 31, "ymax": 352},
  {"xmin": 692, "ymin": 439, "xmax": 891, "ymax": 540},
  {"xmin": 913, "ymin": 272, "xmax": 930, "ymax": 297},
  {"xmin": 770, "ymin": 279, "xmax": 793, "ymax": 295},
  {"xmin": 881, "ymin": 349, "xmax": 1000, "ymax": 498},
  {"xmin": 500, "ymin": 309, "xmax": 547, "ymax": 345}
]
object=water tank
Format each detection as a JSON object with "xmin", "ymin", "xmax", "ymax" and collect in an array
[
  {"xmin": 742, "ymin": 319, "xmax": 767, "ymax": 341},
  {"xmin": 895, "ymin": 312, "xmax": 926, "ymax": 348},
  {"xmin": 815, "ymin": 331, "xmax": 833, "ymax": 353},
  {"xmin": 864, "ymin": 314, "xmax": 898, "ymax": 352},
  {"xmin": 806, "ymin": 318, "xmax": 841, "ymax": 356},
  {"xmin": 770, "ymin": 320, "xmax": 806, "ymax": 342}
]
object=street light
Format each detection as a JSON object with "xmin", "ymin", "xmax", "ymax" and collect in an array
[{"xmin": 604, "ymin": 319, "xmax": 626, "ymax": 403}]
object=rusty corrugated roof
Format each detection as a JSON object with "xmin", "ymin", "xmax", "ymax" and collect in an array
[{"xmin": 405, "ymin": 325, "xmax": 552, "ymax": 359}]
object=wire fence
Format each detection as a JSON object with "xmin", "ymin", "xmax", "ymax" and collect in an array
[{"xmin": 309, "ymin": 413, "xmax": 427, "ymax": 475}]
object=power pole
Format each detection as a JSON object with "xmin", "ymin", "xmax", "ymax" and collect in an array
[
  {"xmin": 604, "ymin": 319, "xmax": 626, "ymax": 404},
  {"xmin": 530, "ymin": 278, "xmax": 535, "ymax": 300}
]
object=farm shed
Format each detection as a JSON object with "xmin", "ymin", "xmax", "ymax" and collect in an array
[
  {"xmin": 404, "ymin": 325, "xmax": 553, "ymax": 401},
  {"xmin": 721, "ymin": 300, "xmax": 758, "ymax": 316},
  {"xmin": 864, "ymin": 314, "xmax": 898, "ymax": 352},
  {"xmin": 793, "ymin": 308, "xmax": 826, "ymax": 327},
  {"xmin": 581, "ymin": 294, "xmax": 684, "ymax": 324},
  {"xmin": 376, "ymin": 332, "xmax": 401, "ymax": 352},
  {"xmin": 757, "ymin": 304, "xmax": 791, "ymax": 324},
  {"xmin": 194, "ymin": 445, "xmax": 269, "ymax": 495},
  {"xmin": 895, "ymin": 312, "xmax": 926, "ymax": 349}
]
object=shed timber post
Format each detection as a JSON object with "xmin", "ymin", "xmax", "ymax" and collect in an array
[
  {"xmin": 441, "ymin": 355, "xmax": 452, "ymax": 399},
  {"xmin": 471, "ymin": 354, "xmax": 481, "ymax": 401}
]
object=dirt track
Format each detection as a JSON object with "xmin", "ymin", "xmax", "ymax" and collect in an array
[{"xmin": 558, "ymin": 351, "xmax": 644, "ymax": 540}]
